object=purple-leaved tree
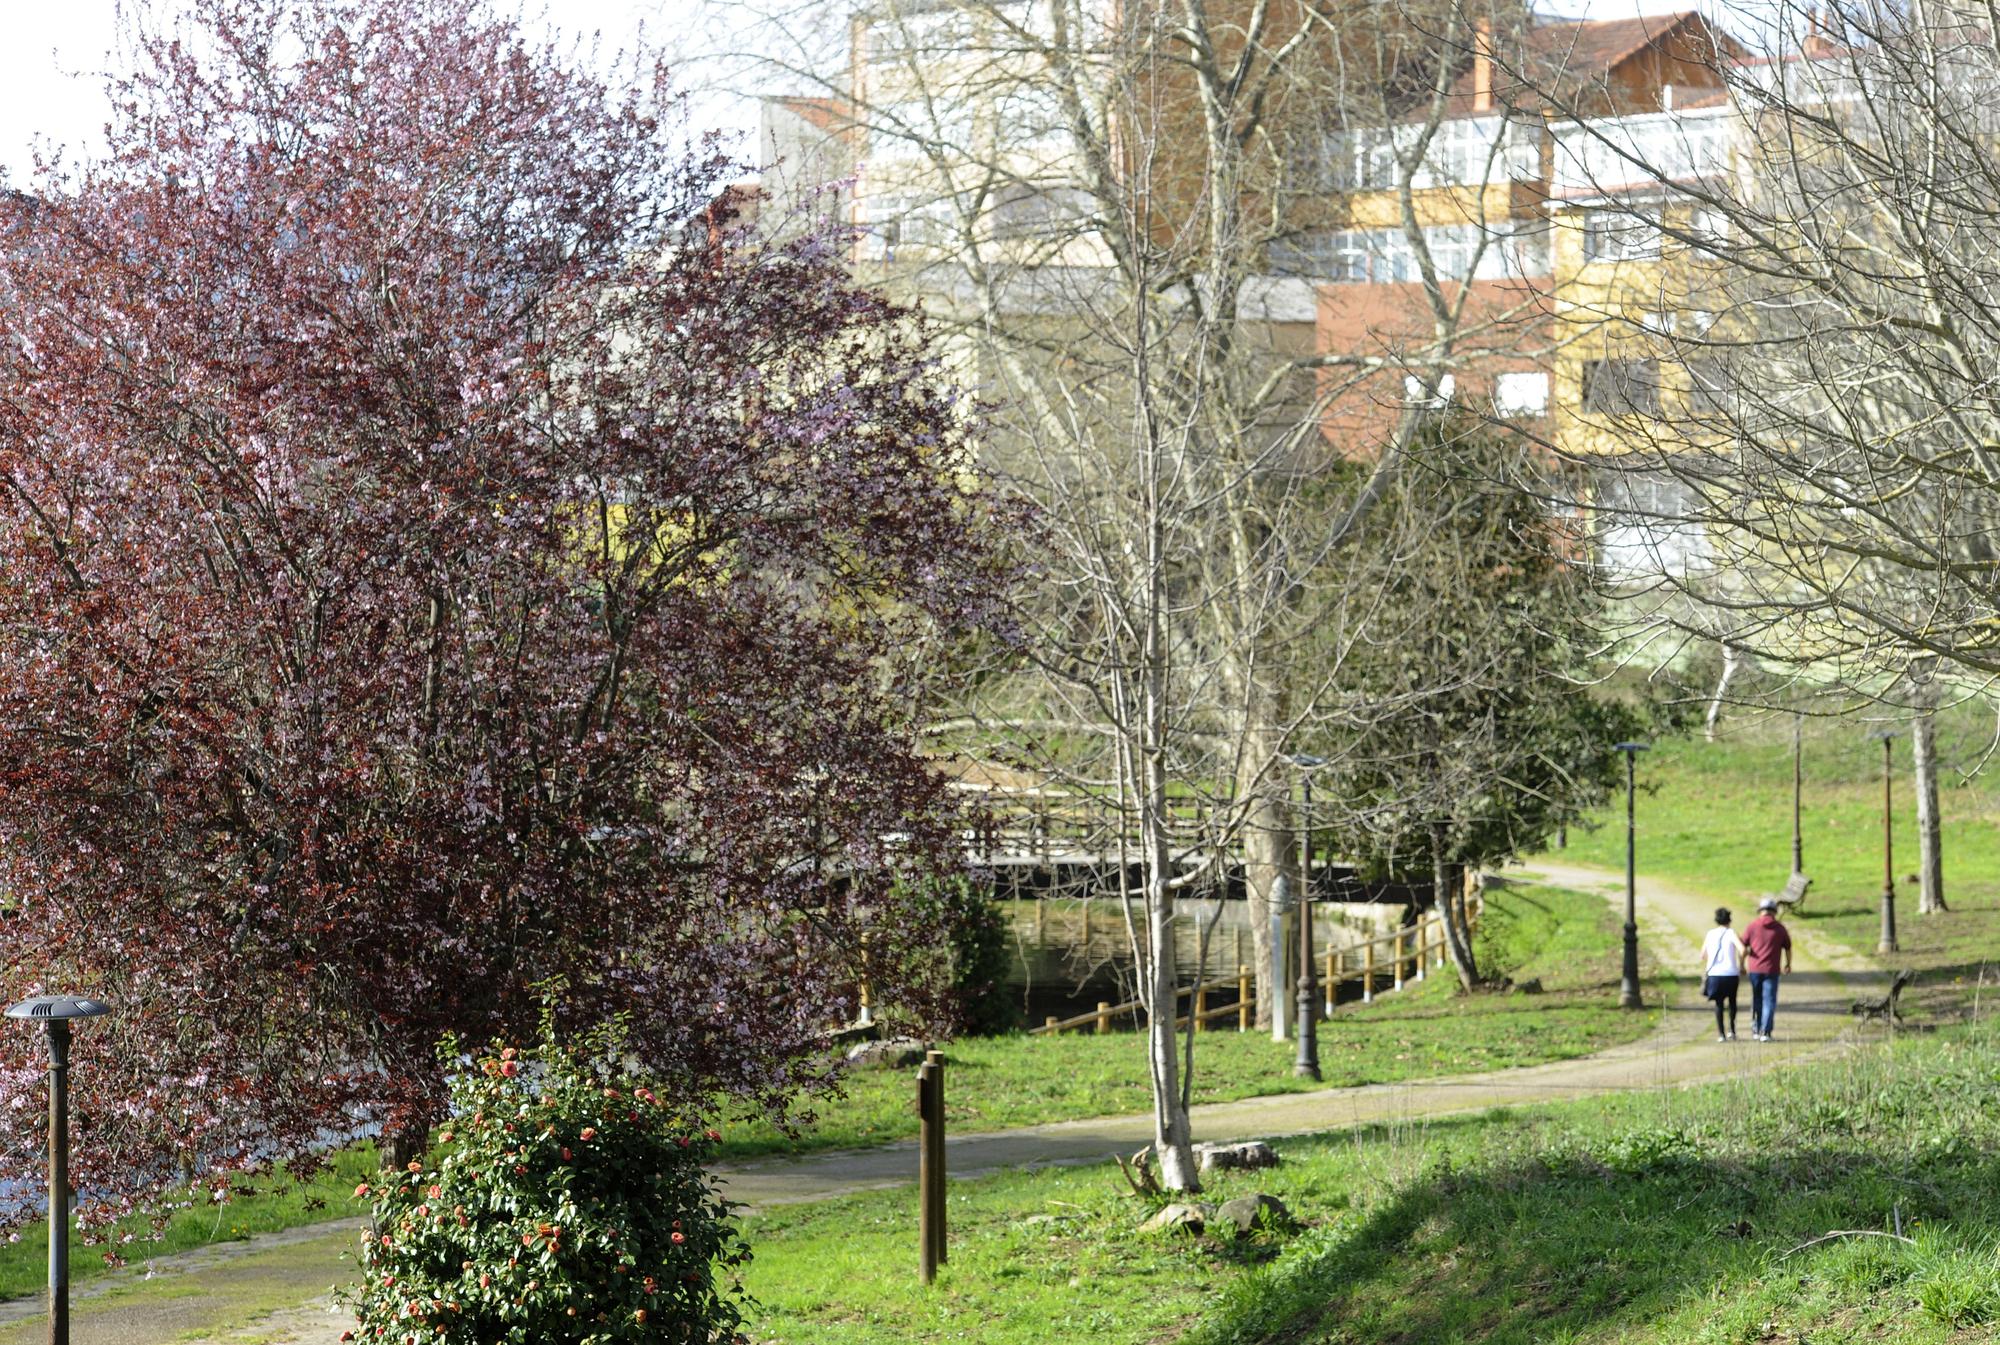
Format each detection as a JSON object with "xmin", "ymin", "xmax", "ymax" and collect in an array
[{"xmin": 0, "ymin": 0, "xmax": 1011, "ymax": 1238}]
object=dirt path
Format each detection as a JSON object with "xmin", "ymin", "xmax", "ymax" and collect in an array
[
  {"xmin": 0, "ymin": 862, "xmax": 1880, "ymax": 1344},
  {"xmin": 711, "ymin": 862, "xmax": 1880, "ymax": 1208}
]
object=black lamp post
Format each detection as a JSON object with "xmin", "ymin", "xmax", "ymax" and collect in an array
[
  {"xmin": 1791, "ymin": 712, "xmax": 1805, "ymax": 876},
  {"xmin": 1871, "ymin": 727, "xmax": 1900, "ymax": 954},
  {"xmin": 1613, "ymin": 742, "xmax": 1649, "ymax": 1009},
  {"xmin": 1288, "ymin": 753, "xmax": 1325, "ymax": 1081},
  {"xmin": 6, "ymin": 995, "xmax": 110, "ymax": 1345}
]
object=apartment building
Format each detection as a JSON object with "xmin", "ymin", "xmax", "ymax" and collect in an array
[{"xmin": 758, "ymin": 3, "xmax": 1740, "ymax": 565}]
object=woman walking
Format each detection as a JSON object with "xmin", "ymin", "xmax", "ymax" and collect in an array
[{"xmin": 1701, "ymin": 908, "xmax": 1746, "ymax": 1042}]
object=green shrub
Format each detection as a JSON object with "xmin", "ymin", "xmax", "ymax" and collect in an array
[{"xmin": 344, "ymin": 1021, "xmax": 747, "ymax": 1344}]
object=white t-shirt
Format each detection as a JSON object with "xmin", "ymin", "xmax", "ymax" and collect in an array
[{"xmin": 1702, "ymin": 926, "xmax": 1745, "ymax": 977}]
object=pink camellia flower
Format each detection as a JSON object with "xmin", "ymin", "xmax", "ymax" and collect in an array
[
  {"xmin": 499, "ymin": 1061, "xmax": 518, "ymax": 1078},
  {"xmin": 354, "ymin": 1183, "xmax": 371, "ymax": 1198},
  {"xmin": 427, "ymin": 1185, "xmax": 442, "ymax": 1199},
  {"xmin": 500, "ymin": 1047, "xmax": 517, "ymax": 1062},
  {"xmin": 560, "ymin": 1148, "xmax": 572, "ymax": 1162},
  {"xmin": 578, "ymin": 1127, "xmax": 595, "ymax": 1141},
  {"xmin": 705, "ymin": 1129, "xmax": 721, "ymax": 1142},
  {"xmin": 670, "ymin": 1231, "xmax": 685, "ymax": 1245}
]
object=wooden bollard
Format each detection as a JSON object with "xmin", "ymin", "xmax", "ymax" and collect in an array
[
  {"xmin": 1194, "ymin": 983, "xmax": 1207, "ymax": 1032},
  {"xmin": 1363, "ymin": 939, "xmax": 1375, "ymax": 1002},
  {"xmin": 1096, "ymin": 1001, "xmax": 1111, "ymax": 1035},
  {"xmin": 1045, "ymin": 1014, "xmax": 1059, "ymax": 1032},
  {"xmin": 1394, "ymin": 929, "xmax": 1406, "ymax": 992},
  {"xmin": 1237, "ymin": 964, "xmax": 1250, "ymax": 1031},
  {"xmin": 917, "ymin": 1056, "xmax": 940, "ymax": 1284},
  {"xmin": 927, "ymin": 1050, "xmax": 947, "ymax": 1266}
]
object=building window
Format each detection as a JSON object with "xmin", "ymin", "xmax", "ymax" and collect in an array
[
  {"xmin": 1684, "ymin": 358, "xmax": 1737, "ymax": 419},
  {"xmin": 1598, "ymin": 470, "xmax": 1707, "ymax": 577},
  {"xmin": 1403, "ymin": 372, "xmax": 1456, "ymax": 406},
  {"xmin": 1582, "ymin": 358, "xmax": 1661, "ymax": 416},
  {"xmin": 1582, "ymin": 207, "xmax": 1663, "ymax": 263},
  {"xmin": 990, "ymin": 184, "xmax": 1091, "ymax": 239},
  {"xmin": 1493, "ymin": 371, "xmax": 1549, "ymax": 416}
]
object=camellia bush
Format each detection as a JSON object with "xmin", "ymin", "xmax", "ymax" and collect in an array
[{"xmin": 345, "ymin": 1023, "xmax": 746, "ymax": 1344}]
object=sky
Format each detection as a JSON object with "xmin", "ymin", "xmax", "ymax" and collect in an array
[
  {"xmin": 0, "ymin": 0, "xmax": 729, "ymax": 184},
  {"xmin": 0, "ymin": 0, "xmax": 1702, "ymax": 185}
]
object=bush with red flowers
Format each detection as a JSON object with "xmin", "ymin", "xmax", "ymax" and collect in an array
[{"xmin": 344, "ymin": 1022, "xmax": 745, "ymax": 1343}]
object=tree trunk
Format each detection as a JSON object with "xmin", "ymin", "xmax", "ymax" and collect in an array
[
  {"xmin": 1913, "ymin": 701, "xmax": 1948, "ymax": 913},
  {"xmin": 1141, "ymin": 712, "xmax": 1199, "ymax": 1193},
  {"xmin": 1236, "ymin": 743, "xmax": 1296, "ymax": 1032},
  {"xmin": 1704, "ymin": 642, "xmax": 1741, "ymax": 742},
  {"xmin": 382, "ymin": 1121, "xmax": 429, "ymax": 1172},
  {"xmin": 1433, "ymin": 828, "xmax": 1478, "ymax": 991}
]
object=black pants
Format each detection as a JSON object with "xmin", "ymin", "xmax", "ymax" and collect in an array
[{"xmin": 1709, "ymin": 975, "xmax": 1739, "ymax": 1036}]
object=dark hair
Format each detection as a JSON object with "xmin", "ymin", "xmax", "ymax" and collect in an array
[{"xmin": 1714, "ymin": 908, "xmax": 1733, "ymax": 925}]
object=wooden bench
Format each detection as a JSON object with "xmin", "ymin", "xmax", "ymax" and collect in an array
[
  {"xmin": 1769, "ymin": 871, "xmax": 1811, "ymax": 912},
  {"xmin": 1852, "ymin": 969, "xmax": 1915, "ymax": 1023}
]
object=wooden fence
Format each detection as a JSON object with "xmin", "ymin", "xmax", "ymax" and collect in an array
[{"xmin": 1027, "ymin": 888, "xmax": 1482, "ymax": 1036}]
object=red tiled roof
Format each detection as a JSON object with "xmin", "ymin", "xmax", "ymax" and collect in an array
[
  {"xmin": 771, "ymin": 96, "xmax": 854, "ymax": 134},
  {"xmin": 1439, "ymin": 11, "xmax": 1735, "ymax": 115}
]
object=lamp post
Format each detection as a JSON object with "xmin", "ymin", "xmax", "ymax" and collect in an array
[
  {"xmin": 6, "ymin": 995, "xmax": 110, "ymax": 1345},
  {"xmin": 1791, "ymin": 712, "xmax": 1804, "ymax": 876},
  {"xmin": 1613, "ymin": 742, "xmax": 1649, "ymax": 1009},
  {"xmin": 1288, "ymin": 753, "xmax": 1325, "ymax": 1081},
  {"xmin": 1871, "ymin": 727, "xmax": 1900, "ymax": 954}
]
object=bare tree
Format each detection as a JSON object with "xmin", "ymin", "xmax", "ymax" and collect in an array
[
  {"xmin": 709, "ymin": 0, "xmax": 1547, "ymax": 1189},
  {"xmin": 1486, "ymin": 0, "xmax": 2000, "ymax": 918}
]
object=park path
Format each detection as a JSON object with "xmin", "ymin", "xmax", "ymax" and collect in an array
[{"xmin": 0, "ymin": 861, "xmax": 1883, "ymax": 1345}]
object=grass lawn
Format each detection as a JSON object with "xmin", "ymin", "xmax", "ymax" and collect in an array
[
  {"xmin": 0, "ymin": 1145, "xmax": 376, "ymax": 1304},
  {"xmin": 716, "ymin": 882, "xmax": 1670, "ymax": 1161},
  {"xmin": 1548, "ymin": 706, "xmax": 2000, "ymax": 1017},
  {"xmin": 741, "ymin": 1027, "xmax": 2000, "ymax": 1345}
]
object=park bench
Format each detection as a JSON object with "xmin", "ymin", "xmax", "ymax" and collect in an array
[
  {"xmin": 1768, "ymin": 871, "xmax": 1811, "ymax": 912},
  {"xmin": 1851, "ymin": 969, "xmax": 1916, "ymax": 1024}
]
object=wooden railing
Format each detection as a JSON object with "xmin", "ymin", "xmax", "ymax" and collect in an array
[{"xmin": 1027, "ymin": 888, "xmax": 1482, "ymax": 1036}]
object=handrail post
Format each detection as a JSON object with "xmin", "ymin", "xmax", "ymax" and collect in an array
[
  {"xmin": 1323, "ymin": 948, "xmax": 1336, "ymax": 1017},
  {"xmin": 1237, "ymin": 964, "xmax": 1251, "ymax": 1031},
  {"xmin": 1414, "ymin": 918, "xmax": 1427, "ymax": 982},
  {"xmin": 1096, "ymin": 1001, "xmax": 1111, "ymax": 1035},
  {"xmin": 1363, "ymin": 939, "xmax": 1375, "ymax": 1002},
  {"xmin": 1194, "ymin": 983, "xmax": 1207, "ymax": 1032},
  {"xmin": 1044, "ymin": 1014, "xmax": 1059, "ymax": 1033},
  {"xmin": 1394, "ymin": 929, "xmax": 1406, "ymax": 992}
]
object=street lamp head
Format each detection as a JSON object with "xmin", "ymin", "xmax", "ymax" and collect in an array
[
  {"xmin": 1612, "ymin": 742, "xmax": 1651, "ymax": 753},
  {"xmin": 5, "ymin": 996, "xmax": 110, "ymax": 1023},
  {"xmin": 1286, "ymin": 752, "xmax": 1327, "ymax": 769},
  {"xmin": 1868, "ymin": 727, "xmax": 1900, "ymax": 742}
]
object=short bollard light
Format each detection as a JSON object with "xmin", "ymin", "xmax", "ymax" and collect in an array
[{"xmin": 7, "ymin": 995, "xmax": 111, "ymax": 1345}]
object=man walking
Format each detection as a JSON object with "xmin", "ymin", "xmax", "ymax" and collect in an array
[{"xmin": 1743, "ymin": 896, "xmax": 1793, "ymax": 1042}]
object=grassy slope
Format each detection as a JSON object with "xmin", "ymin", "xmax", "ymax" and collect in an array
[
  {"xmin": 716, "ymin": 882, "xmax": 1668, "ymax": 1160},
  {"xmin": 0, "ymin": 882, "xmax": 1648, "ymax": 1304},
  {"xmin": 1549, "ymin": 707, "xmax": 2000, "ymax": 1015},
  {"xmin": 0, "ymin": 1146, "xmax": 376, "ymax": 1304},
  {"xmin": 742, "ymin": 1029, "xmax": 2000, "ymax": 1345}
]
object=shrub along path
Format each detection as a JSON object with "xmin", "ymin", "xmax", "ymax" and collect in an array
[{"xmin": 0, "ymin": 863, "xmax": 1883, "ymax": 1344}]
